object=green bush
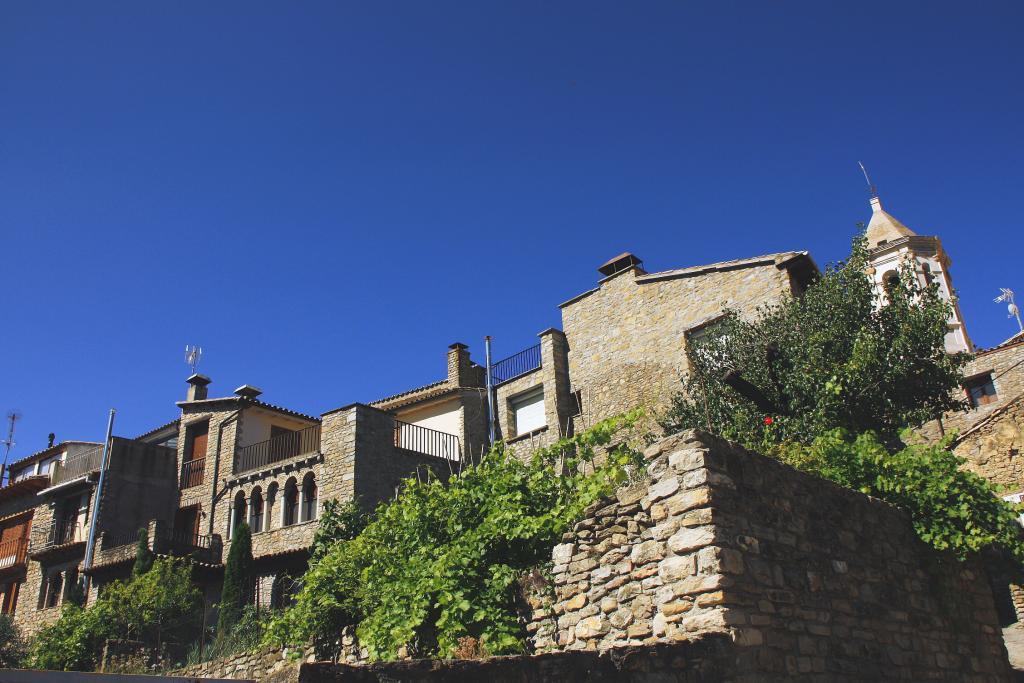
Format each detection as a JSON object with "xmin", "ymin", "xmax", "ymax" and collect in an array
[
  {"xmin": 0, "ymin": 614, "xmax": 27, "ymax": 668},
  {"xmin": 265, "ymin": 411, "xmax": 644, "ymax": 660},
  {"xmin": 28, "ymin": 557, "xmax": 201, "ymax": 671},
  {"xmin": 132, "ymin": 527, "xmax": 154, "ymax": 577}
]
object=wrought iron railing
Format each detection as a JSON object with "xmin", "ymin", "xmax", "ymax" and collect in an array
[
  {"xmin": 179, "ymin": 457, "xmax": 206, "ymax": 489},
  {"xmin": 234, "ymin": 424, "xmax": 321, "ymax": 475},
  {"xmin": 32, "ymin": 519, "xmax": 84, "ymax": 553},
  {"xmin": 394, "ymin": 421, "xmax": 461, "ymax": 461},
  {"xmin": 50, "ymin": 447, "xmax": 104, "ymax": 486},
  {"xmin": 490, "ymin": 344, "xmax": 542, "ymax": 384},
  {"xmin": 0, "ymin": 537, "xmax": 28, "ymax": 569},
  {"xmin": 101, "ymin": 528, "xmax": 143, "ymax": 550}
]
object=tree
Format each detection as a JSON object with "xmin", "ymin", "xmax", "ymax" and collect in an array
[
  {"xmin": 0, "ymin": 614, "xmax": 27, "ymax": 668},
  {"xmin": 661, "ymin": 235, "xmax": 970, "ymax": 449},
  {"xmin": 310, "ymin": 498, "xmax": 368, "ymax": 561},
  {"xmin": 132, "ymin": 527, "xmax": 154, "ymax": 577},
  {"xmin": 217, "ymin": 522, "xmax": 254, "ymax": 639}
]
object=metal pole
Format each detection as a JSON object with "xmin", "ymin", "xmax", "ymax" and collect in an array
[
  {"xmin": 82, "ymin": 409, "xmax": 116, "ymax": 584},
  {"xmin": 484, "ymin": 336, "xmax": 496, "ymax": 445}
]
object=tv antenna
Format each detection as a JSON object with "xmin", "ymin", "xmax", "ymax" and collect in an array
[
  {"xmin": 185, "ymin": 345, "xmax": 203, "ymax": 374},
  {"xmin": 995, "ymin": 289, "xmax": 1023, "ymax": 333},
  {"xmin": 2, "ymin": 411, "xmax": 22, "ymax": 486},
  {"xmin": 857, "ymin": 161, "xmax": 877, "ymax": 197}
]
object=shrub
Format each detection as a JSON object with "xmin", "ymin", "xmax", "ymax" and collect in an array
[
  {"xmin": 0, "ymin": 614, "xmax": 27, "ymax": 668},
  {"xmin": 217, "ymin": 522, "xmax": 254, "ymax": 640},
  {"xmin": 265, "ymin": 411, "xmax": 644, "ymax": 661},
  {"xmin": 132, "ymin": 527, "xmax": 154, "ymax": 577}
]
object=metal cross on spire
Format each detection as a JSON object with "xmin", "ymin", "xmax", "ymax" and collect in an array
[{"xmin": 995, "ymin": 289, "xmax": 1023, "ymax": 333}]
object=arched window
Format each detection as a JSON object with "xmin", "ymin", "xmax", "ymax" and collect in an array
[
  {"xmin": 270, "ymin": 572, "xmax": 297, "ymax": 609},
  {"xmin": 230, "ymin": 490, "xmax": 247, "ymax": 539},
  {"xmin": 249, "ymin": 487, "xmax": 264, "ymax": 533},
  {"xmin": 265, "ymin": 482, "xmax": 279, "ymax": 531},
  {"xmin": 283, "ymin": 478, "xmax": 298, "ymax": 527},
  {"xmin": 882, "ymin": 270, "xmax": 899, "ymax": 294},
  {"xmin": 301, "ymin": 473, "xmax": 318, "ymax": 522}
]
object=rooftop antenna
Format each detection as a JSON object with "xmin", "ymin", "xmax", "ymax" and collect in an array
[
  {"xmin": 858, "ymin": 161, "xmax": 878, "ymax": 198},
  {"xmin": 995, "ymin": 289, "xmax": 1023, "ymax": 333},
  {"xmin": 185, "ymin": 345, "xmax": 203, "ymax": 374},
  {"xmin": 1, "ymin": 410, "xmax": 22, "ymax": 486}
]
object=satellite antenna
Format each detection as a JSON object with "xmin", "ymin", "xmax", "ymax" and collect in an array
[
  {"xmin": 1, "ymin": 411, "xmax": 21, "ymax": 486},
  {"xmin": 857, "ymin": 161, "xmax": 877, "ymax": 197},
  {"xmin": 995, "ymin": 289, "xmax": 1023, "ymax": 333},
  {"xmin": 185, "ymin": 345, "xmax": 203, "ymax": 374}
]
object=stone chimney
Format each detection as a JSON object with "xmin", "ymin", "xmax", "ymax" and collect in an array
[
  {"xmin": 234, "ymin": 385, "xmax": 263, "ymax": 399},
  {"xmin": 186, "ymin": 374, "xmax": 212, "ymax": 402},
  {"xmin": 447, "ymin": 343, "xmax": 473, "ymax": 387},
  {"xmin": 597, "ymin": 252, "xmax": 645, "ymax": 278}
]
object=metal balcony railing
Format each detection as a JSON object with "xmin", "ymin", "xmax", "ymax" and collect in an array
[
  {"xmin": 50, "ymin": 447, "xmax": 105, "ymax": 487},
  {"xmin": 234, "ymin": 424, "xmax": 321, "ymax": 475},
  {"xmin": 179, "ymin": 457, "xmax": 206, "ymax": 489},
  {"xmin": 0, "ymin": 537, "xmax": 28, "ymax": 570},
  {"xmin": 32, "ymin": 519, "xmax": 85, "ymax": 554},
  {"xmin": 394, "ymin": 421, "xmax": 461, "ymax": 461},
  {"xmin": 490, "ymin": 344, "xmax": 542, "ymax": 384}
]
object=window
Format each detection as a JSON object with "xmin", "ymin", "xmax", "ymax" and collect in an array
[
  {"xmin": 510, "ymin": 387, "xmax": 545, "ymax": 436},
  {"xmin": 1, "ymin": 580, "xmax": 21, "ymax": 615},
  {"xmin": 283, "ymin": 478, "xmax": 298, "ymax": 526},
  {"xmin": 685, "ymin": 315, "xmax": 727, "ymax": 366},
  {"xmin": 43, "ymin": 571, "xmax": 63, "ymax": 609},
  {"xmin": 265, "ymin": 482, "xmax": 279, "ymax": 531},
  {"xmin": 571, "ymin": 389, "xmax": 584, "ymax": 417},
  {"xmin": 965, "ymin": 373, "xmax": 998, "ymax": 407},
  {"xmin": 230, "ymin": 491, "xmax": 247, "ymax": 539},
  {"xmin": 185, "ymin": 421, "xmax": 209, "ymax": 463},
  {"xmin": 249, "ymin": 487, "xmax": 264, "ymax": 533},
  {"xmin": 301, "ymin": 473, "xmax": 318, "ymax": 522}
]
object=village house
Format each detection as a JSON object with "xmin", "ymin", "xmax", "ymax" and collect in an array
[{"xmin": 4, "ymin": 192, "xmax": 1023, "ymax": 642}]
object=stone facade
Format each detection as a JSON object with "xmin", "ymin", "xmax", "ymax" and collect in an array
[
  {"xmin": 528, "ymin": 430, "xmax": 1012, "ymax": 681},
  {"xmin": 559, "ymin": 253, "xmax": 815, "ymax": 436}
]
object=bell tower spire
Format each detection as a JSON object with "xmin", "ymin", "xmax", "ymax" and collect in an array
[{"xmin": 860, "ymin": 174, "xmax": 972, "ymax": 353}]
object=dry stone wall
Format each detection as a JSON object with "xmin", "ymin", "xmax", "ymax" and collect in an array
[
  {"xmin": 528, "ymin": 429, "xmax": 1013, "ymax": 682},
  {"xmin": 953, "ymin": 394, "xmax": 1024, "ymax": 493},
  {"xmin": 168, "ymin": 645, "xmax": 313, "ymax": 681}
]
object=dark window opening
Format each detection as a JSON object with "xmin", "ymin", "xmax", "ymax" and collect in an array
[{"xmin": 965, "ymin": 373, "xmax": 998, "ymax": 408}]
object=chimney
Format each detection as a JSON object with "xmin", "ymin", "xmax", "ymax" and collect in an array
[
  {"xmin": 47, "ymin": 433, "xmax": 55, "ymax": 448},
  {"xmin": 447, "ymin": 343, "xmax": 473, "ymax": 387},
  {"xmin": 597, "ymin": 252, "xmax": 645, "ymax": 278},
  {"xmin": 234, "ymin": 385, "xmax": 263, "ymax": 400},
  {"xmin": 186, "ymin": 374, "xmax": 212, "ymax": 402}
]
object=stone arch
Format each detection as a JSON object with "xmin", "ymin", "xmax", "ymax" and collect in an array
[
  {"xmin": 283, "ymin": 477, "xmax": 299, "ymax": 526},
  {"xmin": 249, "ymin": 486, "xmax": 264, "ymax": 533},
  {"xmin": 230, "ymin": 490, "xmax": 247, "ymax": 539},
  {"xmin": 301, "ymin": 471, "xmax": 318, "ymax": 522}
]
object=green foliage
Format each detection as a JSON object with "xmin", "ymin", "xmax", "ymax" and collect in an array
[
  {"xmin": 311, "ymin": 498, "xmax": 369, "ymax": 561},
  {"xmin": 133, "ymin": 527, "xmax": 154, "ymax": 577},
  {"xmin": 186, "ymin": 605, "xmax": 266, "ymax": 665},
  {"xmin": 264, "ymin": 411, "xmax": 644, "ymax": 661},
  {"xmin": 661, "ymin": 235, "xmax": 970, "ymax": 449},
  {"xmin": 28, "ymin": 558, "xmax": 201, "ymax": 671},
  {"xmin": 63, "ymin": 574, "xmax": 85, "ymax": 608},
  {"xmin": 775, "ymin": 431, "xmax": 1024, "ymax": 562},
  {"xmin": 217, "ymin": 522, "xmax": 254, "ymax": 639},
  {"xmin": 0, "ymin": 614, "xmax": 27, "ymax": 668}
]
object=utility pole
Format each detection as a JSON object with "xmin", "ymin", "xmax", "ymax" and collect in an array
[
  {"xmin": 82, "ymin": 409, "xmax": 116, "ymax": 595},
  {"xmin": 484, "ymin": 336, "xmax": 496, "ymax": 445}
]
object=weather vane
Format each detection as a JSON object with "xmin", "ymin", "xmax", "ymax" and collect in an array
[
  {"xmin": 994, "ymin": 289, "xmax": 1023, "ymax": 333},
  {"xmin": 858, "ymin": 161, "xmax": 877, "ymax": 197},
  {"xmin": 185, "ymin": 345, "xmax": 203, "ymax": 374}
]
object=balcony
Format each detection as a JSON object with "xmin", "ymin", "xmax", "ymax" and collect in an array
[
  {"xmin": 30, "ymin": 518, "xmax": 86, "ymax": 557},
  {"xmin": 394, "ymin": 421, "xmax": 461, "ymax": 461},
  {"xmin": 234, "ymin": 424, "xmax": 321, "ymax": 475},
  {"xmin": 92, "ymin": 525, "xmax": 222, "ymax": 569},
  {"xmin": 0, "ymin": 537, "xmax": 28, "ymax": 572},
  {"xmin": 490, "ymin": 344, "xmax": 542, "ymax": 385},
  {"xmin": 180, "ymin": 457, "xmax": 206, "ymax": 489},
  {"xmin": 50, "ymin": 447, "xmax": 105, "ymax": 487}
]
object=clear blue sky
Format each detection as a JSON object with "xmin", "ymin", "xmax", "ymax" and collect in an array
[{"xmin": 2, "ymin": 2, "xmax": 1021, "ymax": 460}]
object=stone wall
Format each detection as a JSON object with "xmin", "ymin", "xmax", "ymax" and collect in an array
[
  {"xmin": 528, "ymin": 429, "xmax": 1012, "ymax": 681},
  {"xmin": 953, "ymin": 394, "xmax": 1024, "ymax": 493},
  {"xmin": 559, "ymin": 256, "xmax": 807, "ymax": 435},
  {"xmin": 168, "ymin": 644, "xmax": 313, "ymax": 681}
]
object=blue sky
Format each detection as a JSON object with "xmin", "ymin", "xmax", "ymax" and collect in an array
[{"xmin": 1, "ymin": 2, "xmax": 1021, "ymax": 460}]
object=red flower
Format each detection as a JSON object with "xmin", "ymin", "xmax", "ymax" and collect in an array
[{"xmin": 763, "ymin": 416, "xmax": 773, "ymax": 425}]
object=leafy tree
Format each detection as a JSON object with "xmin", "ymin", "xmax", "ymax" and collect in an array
[
  {"xmin": 264, "ymin": 411, "xmax": 644, "ymax": 661},
  {"xmin": 28, "ymin": 558, "xmax": 200, "ymax": 671},
  {"xmin": 775, "ymin": 431, "xmax": 1024, "ymax": 562},
  {"xmin": 132, "ymin": 527, "xmax": 154, "ymax": 577},
  {"xmin": 661, "ymin": 235, "xmax": 970, "ymax": 449},
  {"xmin": 63, "ymin": 574, "xmax": 86, "ymax": 608},
  {"xmin": 0, "ymin": 614, "xmax": 27, "ymax": 668},
  {"xmin": 217, "ymin": 522, "xmax": 254, "ymax": 639}
]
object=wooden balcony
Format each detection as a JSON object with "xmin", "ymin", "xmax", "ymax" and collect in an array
[{"xmin": 234, "ymin": 424, "xmax": 321, "ymax": 475}]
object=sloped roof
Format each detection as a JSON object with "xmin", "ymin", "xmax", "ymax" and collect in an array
[
  {"xmin": 866, "ymin": 197, "xmax": 916, "ymax": 248},
  {"xmin": 6, "ymin": 441, "xmax": 103, "ymax": 472},
  {"xmin": 177, "ymin": 396, "xmax": 319, "ymax": 422},
  {"xmin": 635, "ymin": 251, "xmax": 810, "ymax": 284}
]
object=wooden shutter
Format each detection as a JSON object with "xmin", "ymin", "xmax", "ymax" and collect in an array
[{"xmin": 189, "ymin": 430, "xmax": 209, "ymax": 462}]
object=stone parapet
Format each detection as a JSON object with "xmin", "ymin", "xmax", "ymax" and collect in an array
[{"xmin": 528, "ymin": 429, "xmax": 1013, "ymax": 681}]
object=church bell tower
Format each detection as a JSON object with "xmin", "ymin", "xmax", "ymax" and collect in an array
[{"xmin": 864, "ymin": 194, "xmax": 973, "ymax": 354}]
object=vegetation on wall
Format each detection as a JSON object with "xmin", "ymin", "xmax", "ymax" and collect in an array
[
  {"xmin": 28, "ymin": 557, "xmax": 201, "ymax": 671},
  {"xmin": 132, "ymin": 527, "xmax": 154, "ymax": 577},
  {"xmin": 0, "ymin": 614, "xmax": 27, "ymax": 668},
  {"xmin": 662, "ymin": 233, "xmax": 1024, "ymax": 562},
  {"xmin": 264, "ymin": 411, "xmax": 644, "ymax": 661}
]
